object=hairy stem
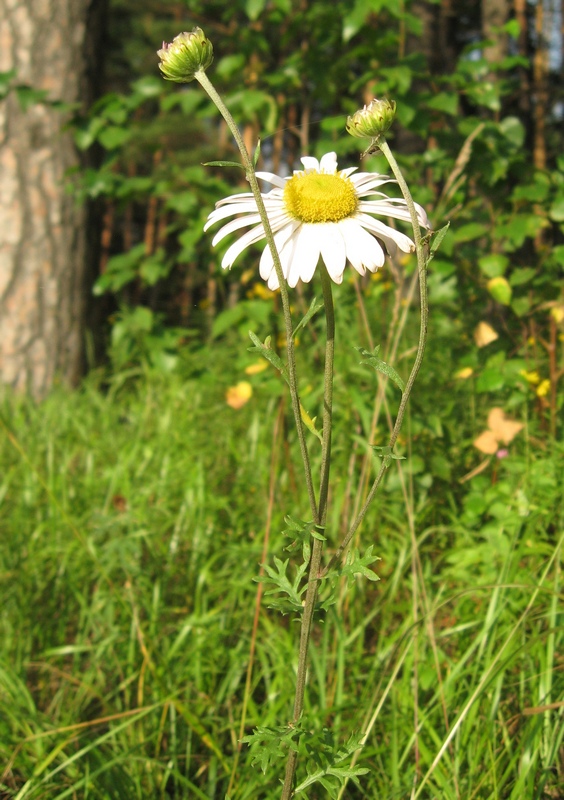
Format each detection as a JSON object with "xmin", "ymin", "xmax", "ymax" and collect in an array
[
  {"xmin": 323, "ymin": 134, "xmax": 430, "ymax": 578},
  {"xmin": 195, "ymin": 69, "xmax": 318, "ymax": 521},
  {"xmin": 281, "ymin": 266, "xmax": 335, "ymax": 799}
]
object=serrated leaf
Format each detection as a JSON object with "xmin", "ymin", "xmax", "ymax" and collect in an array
[
  {"xmin": 283, "ymin": 516, "xmax": 325, "ymax": 563},
  {"xmin": 293, "ymin": 296, "xmax": 324, "ymax": 337},
  {"xmin": 355, "ymin": 346, "xmax": 405, "ymax": 393},
  {"xmin": 258, "ymin": 557, "xmax": 308, "ymax": 614},
  {"xmin": 371, "ymin": 445, "xmax": 405, "ymax": 469},
  {"xmin": 339, "ymin": 546, "xmax": 381, "ymax": 582}
]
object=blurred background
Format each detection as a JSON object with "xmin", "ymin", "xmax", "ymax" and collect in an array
[{"xmin": 0, "ymin": 1, "xmax": 563, "ymax": 799}]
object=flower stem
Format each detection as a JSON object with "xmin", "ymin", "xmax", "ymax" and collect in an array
[
  {"xmin": 323, "ymin": 135, "xmax": 430, "ymax": 577},
  {"xmin": 195, "ymin": 69, "xmax": 318, "ymax": 521},
  {"xmin": 281, "ymin": 265, "xmax": 335, "ymax": 799}
]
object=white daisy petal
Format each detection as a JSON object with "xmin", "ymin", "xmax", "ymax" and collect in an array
[
  {"xmin": 204, "ymin": 150, "xmax": 430, "ymax": 289},
  {"xmin": 319, "ymin": 152, "xmax": 338, "ymax": 173},
  {"xmin": 255, "ymin": 172, "xmax": 288, "ymax": 189},
  {"xmin": 259, "ymin": 222, "xmax": 299, "ymax": 282},
  {"xmin": 356, "ymin": 213, "xmax": 415, "ymax": 253},
  {"xmin": 285, "ymin": 225, "xmax": 321, "ymax": 286},
  {"xmin": 221, "ymin": 225, "xmax": 267, "ymax": 269},
  {"xmin": 300, "ymin": 156, "xmax": 320, "ymax": 173},
  {"xmin": 319, "ymin": 223, "xmax": 347, "ymax": 283}
]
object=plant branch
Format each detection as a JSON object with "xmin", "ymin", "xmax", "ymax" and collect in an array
[
  {"xmin": 195, "ymin": 70, "xmax": 318, "ymax": 521},
  {"xmin": 322, "ymin": 134, "xmax": 430, "ymax": 577},
  {"xmin": 281, "ymin": 266, "xmax": 335, "ymax": 799}
]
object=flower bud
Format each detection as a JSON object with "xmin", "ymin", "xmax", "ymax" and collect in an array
[
  {"xmin": 157, "ymin": 28, "xmax": 213, "ymax": 83},
  {"xmin": 346, "ymin": 98, "xmax": 397, "ymax": 138}
]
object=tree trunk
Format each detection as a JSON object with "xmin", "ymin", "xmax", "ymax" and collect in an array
[
  {"xmin": 0, "ymin": 0, "xmax": 104, "ymax": 398},
  {"xmin": 482, "ymin": 0, "xmax": 509, "ymax": 64}
]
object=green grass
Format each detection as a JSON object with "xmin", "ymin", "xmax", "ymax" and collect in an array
[{"xmin": 0, "ymin": 324, "xmax": 563, "ymax": 798}]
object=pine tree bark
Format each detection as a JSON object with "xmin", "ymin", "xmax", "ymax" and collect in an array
[{"xmin": 0, "ymin": 0, "xmax": 103, "ymax": 398}]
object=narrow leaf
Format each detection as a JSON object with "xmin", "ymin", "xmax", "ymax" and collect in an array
[
  {"xmin": 293, "ymin": 296, "xmax": 324, "ymax": 337},
  {"xmin": 427, "ymin": 222, "xmax": 450, "ymax": 264},
  {"xmin": 355, "ymin": 346, "xmax": 405, "ymax": 393},
  {"xmin": 300, "ymin": 403, "xmax": 323, "ymax": 442},
  {"xmin": 203, "ymin": 160, "xmax": 245, "ymax": 170},
  {"xmin": 253, "ymin": 138, "xmax": 261, "ymax": 167},
  {"xmin": 248, "ymin": 331, "xmax": 289, "ymax": 383}
]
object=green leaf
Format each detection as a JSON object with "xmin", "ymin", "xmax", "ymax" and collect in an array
[
  {"xmin": 0, "ymin": 69, "xmax": 16, "ymax": 99},
  {"xmin": 15, "ymin": 85, "xmax": 49, "ymax": 110},
  {"xmin": 427, "ymin": 223, "xmax": 450, "ymax": 263},
  {"xmin": 253, "ymin": 139, "xmax": 261, "ymax": 167},
  {"xmin": 371, "ymin": 445, "xmax": 405, "ymax": 469},
  {"xmin": 98, "ymin": 125, "xmax": 131, "ymax": 150},
  {"xmin": 245, "ymin": 0, "xmax": 266, "ymax": 21},
  {"xmin": 549, "ymin": 197, "xmax": 564, "ymax": 222},
  {"xmin": 203, "ymin": 160, "xmax": 245, "ymax": 170},
  {"xmin": 300, "ymin": 404, "xmax": 323, "ymax": 443},
  {"xmin": 453, "ymin": 223, "xmax": 488, "ymax": 243},
  {"xmin": 426, "ymin": 92, "xmax": 459, "ymax": 116},
  {"xmin": 247, "ymin": 331, "xmax": 289, "ymax": 383},
  {"xmin": 258, "ymin": 557, "xmax": 309, "ymax": 614},
  {"xmin": 487, "ymin": 276, "xmax": 512, "ymax": 305},
  {"xmin": 509, "ymin": 268, "xmax": 536, "ymax": 286},
  {"xmin": 355, "ymin": 346, "xmax": 405, "ymax": 393},
  {"xmin": 293, "ymin": 296, "xmax": 324, "ymax": 337},
  {"xmin": 338, "ymin": 546, "xmax": 381, "ymax": 582},
  {"xmin": 479, "ymin": 254, "xmax": 508, "ymax": 278}
]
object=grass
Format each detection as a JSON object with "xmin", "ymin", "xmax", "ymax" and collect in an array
[{"xmin": 0, "ymin": 297, "xmax": 563, "ymax": 799}]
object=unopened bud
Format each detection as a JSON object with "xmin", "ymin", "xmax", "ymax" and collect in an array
[
  {"xmin": 157, "ymin": 28, "xmax": 213, "ymax": 83},
  {"xmin": 346, "ymin": 98, "xmax": 396, "ymax": 138}
]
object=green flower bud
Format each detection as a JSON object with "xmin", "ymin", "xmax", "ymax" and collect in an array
[
  {"xmin": 346, "ymin": 98, "xmax": 397, "ymax": 138},
  {"xmin": 157, "ymin": 28, "xmax": 213, "ymax": 83}
]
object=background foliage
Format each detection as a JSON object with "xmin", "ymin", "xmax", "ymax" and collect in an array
[{"xmin": 1, "ymin": 0, "xmax": 563, "ymax": 797}]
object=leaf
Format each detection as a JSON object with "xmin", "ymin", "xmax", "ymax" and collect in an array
[
  {"xmin": 487, "ymin": 276, "xmax": 512, "ymax": 305},
  {"xmin": 453, "ymin": 223, "xmax": 488, "ymax": 243},
  {"xmin": 427, "ymin": 223, "xmax": 450, "ymax": 263},
  {"xmin": 258, "ymin": 557, "xmax": 308, "ymax": 614},
  {"xmin": 293, "ymin": 296, "xmax": 324, "ymax": 337},
  {"xmin": 203, "ymin": 160, "xmax": 245, "ymax": 170},
  {"xmin": 253, "ymin": 138, "xmax": 261, "ymax": 167},
  {"xmin": 371, "ymin": 445, "xmax": 405, "ymax": 469},
  {"xmin": 473, "ymin": 321, "xmax": 498, "ymax": 347},
  {"xmin": 283, "ymin": 515, "xmax": 325, "ymax": 562},
  {"xmin": 338, "ymin": 546, "xmax": 381, "ymax": 582},
  {"xmin": 241, "ymin": 724, "xmax": 301, "ymax": 773},
  {"xmin": 247, "ymin": 331, "xmax": 289, "ymax": 383},
  {"xmin": 300, "ymin": 403, "xmax": 323, "ymax": 442},
  {"xmin": 355, "ymin": 346, "xmax": 405, "ymax": 393},
  {"xmin": 426, "ymin": 92, "xmax": 459, "ymax": 116},
  {"xmin": 478, "ymin": 254, "xmax": 509, "ymax": 278}
]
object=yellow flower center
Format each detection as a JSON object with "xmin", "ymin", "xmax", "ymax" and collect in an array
[{"xmin": 283, "ymin": 171, "xmax": 358, "ymax": 223}]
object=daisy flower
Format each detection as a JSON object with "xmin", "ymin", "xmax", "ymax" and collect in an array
[{"xmin": 204, "ymin": 151, "xmax": 430, "ymax": 290}]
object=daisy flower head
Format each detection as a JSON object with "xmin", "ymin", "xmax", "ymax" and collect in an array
[{"xmin": 204, "ymin": 152, "xmax": 431, "ymax": 290}]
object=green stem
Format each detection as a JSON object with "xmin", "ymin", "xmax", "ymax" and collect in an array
[
  {"xmin": 280, "ymin": 266, "xmax": 335, "ymax": 799},
  {"xmin": 195, "ymin": 70, "xmax": 318, "ymax": 522},
  {"xmin": 322, "ymin": 134, "xmax": 429, "ymax": 578}
]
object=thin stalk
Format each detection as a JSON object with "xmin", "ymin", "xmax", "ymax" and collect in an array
[
  {"xmin": 322, "ymin": 134, "xmax": 429, "ymax": 578},
  {"xmin": 195, "ymin": 69, "xmax": 318, "ymax": 521},
  {"xmin": 281, "ymin": 266, "xmax": 336, "ymax": 799}
]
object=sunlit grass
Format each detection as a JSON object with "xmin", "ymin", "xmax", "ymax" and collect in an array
[{"xmin": 0, "ymin": 323, "xmax": 562, "ymax": 798}]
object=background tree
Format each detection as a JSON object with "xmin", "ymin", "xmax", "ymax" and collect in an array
[{"xmin": 0, "ymin": 0, "xmax": 106, "ymax": 398}]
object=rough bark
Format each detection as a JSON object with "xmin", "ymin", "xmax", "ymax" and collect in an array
[{"xmin": 0, "ymin": 0, "xmax": 103, "ymax": 398}]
